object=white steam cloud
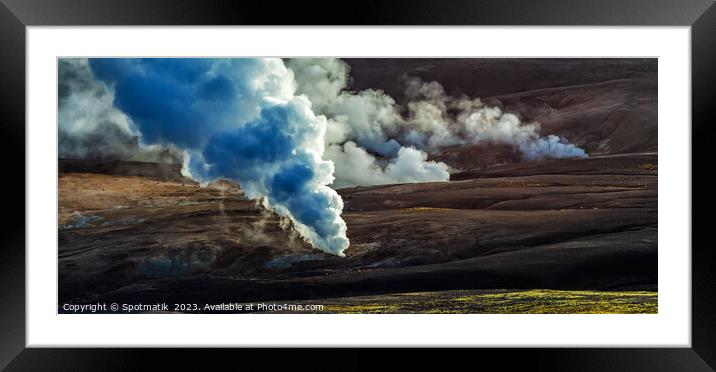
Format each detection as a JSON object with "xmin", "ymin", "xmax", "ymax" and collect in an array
[
  {"xmin": 326, "ymin": 142, "xmax": 449, "ymax": 188},
  {"xmin": 286, "ymin": 58, "xmax": 586, "ymax": 188},
  {"xmin": 86, "ymin": 58, "xmax": 349, "ymax": 256}
]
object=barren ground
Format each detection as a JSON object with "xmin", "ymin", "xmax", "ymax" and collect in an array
[{"xmin": 58, "ymin": 153, "xmax": 657, "ymax": 313}]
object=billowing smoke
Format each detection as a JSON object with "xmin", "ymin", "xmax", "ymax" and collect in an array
[
  {"xmin": 87, "ymin": 58, "xmax": 349, "ymax": 256},
  {"xmin": 326, "ymin": 142, "xmax": 449, "ymax": 188},
  {"xmin": 287, "ymin": 58, "xmax": 442, "ymax": 188},
  {"xmin": 286, "ymin": 58, "xmax": 586, "ymax": 187},
  {"xmin": 59, "ymin": 57, "xmax": 588, "ymax": 255},
  {"xmin": 402, "ymin": 77, "xmax": 587, "ymax": 159},
  {"xmin": 61, "ymin": 57, "xmax": 585, "ymax": 189},
  {"xmin": 58, "ymin": 59, "xmax": 181, "ymax": 163}
]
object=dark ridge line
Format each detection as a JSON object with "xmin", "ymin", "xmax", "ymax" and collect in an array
[
  {"xmin": 475, "ymin": 224, "xmax": 657, "ymax": 259},
  {"xmin": 451, "ymin": 172, "xmax": 657, "ymax": 181},
  {"xmin": 472, "ymin": 222, "xmax": 656, "ymax": 253},
  {"xmin": 483, "ymin": 189, "xmax": 654, "ymax": 210}
]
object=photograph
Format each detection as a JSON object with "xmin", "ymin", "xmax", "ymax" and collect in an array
[
  {"xmin": 57, "ymin": 57, "xmax": 658, "ymax": 314},
  {"xmin": 2, "ymin": 0, "xmax": 709, "ymax": 367}
]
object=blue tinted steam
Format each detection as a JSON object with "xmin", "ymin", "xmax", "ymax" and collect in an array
[
  {"xmin": 89, "ymin": 58, "xmax": 349, "ymax": 256},
  {"xmin": 89, "ymin": 58, "xmax": 233, "ymax": 149}
]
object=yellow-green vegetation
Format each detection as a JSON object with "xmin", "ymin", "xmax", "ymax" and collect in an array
[
  {"xmin": 321, "ymin": 289, "xmax": 657, "ymax": 314},
  {"xmin": 639, "ymin": 163, "xmax": 658, "ymax": 171}
]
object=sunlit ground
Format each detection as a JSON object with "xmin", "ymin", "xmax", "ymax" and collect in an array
[{"xmin": 313, "ymin": 289, "xmax": 657, "ymax": 314}]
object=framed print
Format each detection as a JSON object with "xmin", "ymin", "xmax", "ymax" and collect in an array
[{"xmin": 1, "ymin": 0, "xmax": 714, "ymax": 369}]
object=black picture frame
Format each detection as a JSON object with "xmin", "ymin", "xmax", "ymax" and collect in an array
[{"xmin": 1, "ymin": 0, "xmax": 713, "ymax": 370}]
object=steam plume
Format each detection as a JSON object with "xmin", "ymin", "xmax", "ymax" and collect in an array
[
  {"xmin": 88, "ymin": 58, "xmax": 349, "ymax": 256},
  {"xmin": 286, "ymin": 58, "xmax": 586, "ymax": 188}
]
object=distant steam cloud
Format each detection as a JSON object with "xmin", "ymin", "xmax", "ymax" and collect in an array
[
  {"xmin": 286, "ymin": 58, "xmax": 586, "ymax": 187},
  {"xmin": 287, "ymin": 58, "xmax": 433, "ymax": 188},
  {"xmin": 326, "ymin": 142, "xmax": 449, "ymax": 188},
  {"xmin": 87, "ymin": 58, "xmax": 349, "ymax": 256},
  {"xmin": 403, "ymin": 77, "xmax": 587, "ymax": 159}
]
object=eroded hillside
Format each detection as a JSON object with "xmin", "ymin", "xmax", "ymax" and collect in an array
[{"xmin": 58, "ymin": 153, "xmax": 656, "ymax": 308}]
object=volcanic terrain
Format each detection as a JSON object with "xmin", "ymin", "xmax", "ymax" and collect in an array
[
  {"xmin": 58, "ymin": 58, "xmax": 658, "ymax": 313},
  {"xmin": 58, "ymin": 152, "xmax": 657, "ymax": 312}
]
